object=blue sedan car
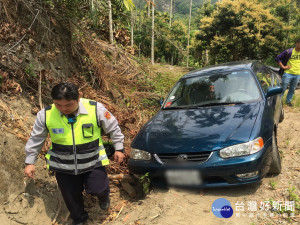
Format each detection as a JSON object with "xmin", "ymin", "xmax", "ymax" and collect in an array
[{"xmin": 128, "ymin": 61, "xmax": 283, "ymax": 188}]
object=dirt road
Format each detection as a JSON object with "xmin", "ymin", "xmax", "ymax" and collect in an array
[{"xmin": 106, "ymin": 106, "xmax": 300, "ymax": 225}]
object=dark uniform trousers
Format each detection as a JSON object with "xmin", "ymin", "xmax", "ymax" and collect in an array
[{"xmin": 55, "ymin": 166, "xmax": 110, "ymax": 223}]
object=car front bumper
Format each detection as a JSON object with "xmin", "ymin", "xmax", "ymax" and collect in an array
[{"xmin": 128, "ymin": 141, "xmax": 272, "ymax": 188}]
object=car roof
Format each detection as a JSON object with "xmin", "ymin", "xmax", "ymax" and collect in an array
[{"xmin": 182, "ymin": 60, "xmax": 259, "ymax": 79}]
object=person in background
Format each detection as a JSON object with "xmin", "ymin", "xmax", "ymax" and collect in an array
[
  {"xmin": 24, "ymin": 83, "xmax": 125, "ymax": 225},
  {"xmin": 275, "ymin": 38, "xmax": 300, "ymax": 106}
]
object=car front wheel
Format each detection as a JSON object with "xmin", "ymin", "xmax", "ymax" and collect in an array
[{"xmin": 268, "ymin": 130, "xmax": 282, "ymax": 174}]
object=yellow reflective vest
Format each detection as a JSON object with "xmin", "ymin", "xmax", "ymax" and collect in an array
[{"xmin": 45, "ymin": 98, "xmax": 109, "ymax": 175}]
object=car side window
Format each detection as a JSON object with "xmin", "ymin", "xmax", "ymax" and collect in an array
[
  {"xmin": 252, "ymin": 63, "xmax": 273, "ymax": 93},
  {"xmin": 270, "ymin": 71, "xmax": 281, "ymax": 86},
  {"xmin": 166, "ymin": 81, "xmax": 187, "ymax": 106}
]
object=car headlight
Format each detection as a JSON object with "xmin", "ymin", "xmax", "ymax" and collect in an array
[
  {"xmin": 220, "ymin": 137, "xmax": 264, "ymax": 158},
  {"xmin": 130, "ymin": 148, "xmax": 151, "ymax": 160}
]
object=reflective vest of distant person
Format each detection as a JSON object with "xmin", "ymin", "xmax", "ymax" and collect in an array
[
  {"xmin": 275, "ymin": 38, "xmax": 300, "ymax": 106},
  {"xmin": 45, "ymin": 98, "xmax": 109, "ymax": 175}
]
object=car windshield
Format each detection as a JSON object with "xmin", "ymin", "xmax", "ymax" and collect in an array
[{"xmin": 163, "ymin": 70, "xmax": 261, "ymax": 109}]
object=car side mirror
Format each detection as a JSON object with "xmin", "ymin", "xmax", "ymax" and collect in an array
[
  {"xmin": 266, "ymin": 86, "xmax": 283, "ymax": 97},
  {"xmin": 159, "ymin": 99, "xmax": 164, "ymax": 106}
]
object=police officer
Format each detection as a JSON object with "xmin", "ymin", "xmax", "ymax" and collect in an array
[{"xmin": 24, "ymin": 83, "xmax": 125, "ymax": 225}]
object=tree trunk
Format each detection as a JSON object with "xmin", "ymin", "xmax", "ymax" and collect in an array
[
  {"xmin": 151, "ymin": 0, "xmax": 155, "ymax": 64},
  {"xmin": 139, "ymin": 7, "xmax": 142, "ymax": 31},
  {"xmin": 173, "ymin": 0, "xmax": 175, "ymax": 14},
  {"xmin": 108, "ymin": 0, "xmax": 113, "ymax": 44},
  {"xmin": 187, "ymin": 0, "xmax": 192, "ymax": 67},
  {"xmin": 90, "ymin": 0, "xmax": 95, "ymax": 14},
  {"xmin": 131, "ymin": 10, "xmax": 134, "ymax": 47},
  {"xmin": 285, "ymin": 0, "xmax": 293, "ymax": 48},
  {"xmin": 205, "ymin": 49, "xmax": 209, "ymax": 65},
  {"xmin": 139, "ymin": 43, "xmax": 141, "ymax": 58},
  {"xmin": 169, "ymin": 0, "xmax": 173, "ymax": 28}
]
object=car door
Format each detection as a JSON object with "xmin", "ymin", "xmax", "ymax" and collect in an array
[
  {"xmin": 268, "ymin": 69, "xmax": 283, "ymax": 124},
  {"xmin": 252, "ymin": 62, "xmax": 277, "ymax": 138}
]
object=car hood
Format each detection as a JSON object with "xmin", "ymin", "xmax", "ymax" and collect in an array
[{"xmin": 132, "ymin": 102, "xmax": 261, "ymax": 154}]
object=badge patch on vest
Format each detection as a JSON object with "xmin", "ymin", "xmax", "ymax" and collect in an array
[
  {"xmin": 104, "ymin": 111, "xmax": 111, "ymax": 120},
  {"xmin": 52, "ymin": 128, "xmax": 64, "ymax": 134}
]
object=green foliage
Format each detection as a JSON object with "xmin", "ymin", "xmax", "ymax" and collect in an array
[
  {"xmin": 152, "ymin": 71, "xmax": 176, "ymax": 95},
  {"xmin": 288, "ymin": 186, "xmax": 300, "ymax": 210},
  {"xmin": 141, "ymin": 98, "xmax": 158, "ymax": 108},
  {"xmin": 260, "ymin": 0, "xmax": 300, "ymax": 48},
  {"xmin": 123, "ymin": 0, "xmax": 135, "ymax": 11},
  {"xmin": 55, "ymin": 0, "xmax": 88, "ymax": 20},
  {"xmin": 283, "ymin": 89, "xmax": 300, "ymax": 108},
  {"xmin": 139, "ymin": 172, "xmax": 151, "ymax": 194},
  {"xmin": 41, "ymin": 0, "xmax": 300, "ymax": 68},
  {"xmin": 269, "ymin": 180, "xmax": 278, "ymax": 190},
  {"xmin": 25, "ymin": 63, "xmax": 36, "ymax": 77},
  {"xmin": 273, "ymin": 4, "xmax": 290, "ymax": 23},
  {"xmin": 268, "ymin": 186, "xmax": 300, "ymax": 215},
  {"xmin": 195, "ymin": 1, "xmax": 215, "ymax": 28},
  {"xmin": 193, "ymin": 0, "xmax": 287, "ymax": 65},
  {"xmin": 294, "ymin": 91, "xmax": 300, "ymax": 108},
  {"xmin": 133, "ymin": 0, "xmax": 204, "ymax": 13},
  {"xmin": 134, "ymin": 11, "xmax": 188, "ymax": 65}
]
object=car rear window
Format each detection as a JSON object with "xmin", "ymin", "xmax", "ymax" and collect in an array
[{"xmin": 163, "ymin": 70, "xmax": 261, "ymax": 109}]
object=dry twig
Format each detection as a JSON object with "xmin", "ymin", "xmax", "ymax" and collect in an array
[
  {"xmin": 0, "ymin": 98, "xmax": 29, "ymax": 136},
  {"xmin": 6, "ymin": 9, "xmax": 40, "ymax": 52},
  {"xmin": 38, "ymin": 70, "xmax": 43, "ymax": 110},
  {"xmin": 114, "ymin": 205, "xmax": 124, "ymax": 221},
  {"xmin": 51, "ymin": 182, "xmax": 62, "ymax": 225}
]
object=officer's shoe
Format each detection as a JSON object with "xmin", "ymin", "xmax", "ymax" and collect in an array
[{"xmin": 98, "ymin": 196, "xmax": 110, "ymax": 210}]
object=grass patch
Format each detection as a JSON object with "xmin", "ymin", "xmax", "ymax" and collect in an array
[
  {"xmin": 285, "ymin": 140, "xmax": 289, "ymax": 146},
  {"xmin": 145, "ymin": 63, "xmax": 189, "ymax": 100},
  {"xmin": 24, "ymin": 63, "xmax": 36, "ymax": 77},
  {"xmin": 283, "ymin": 90, "xmax": 300, "ymax": 107},
  {"xmin": 295, "ymin": 93, "xmax": 300, "ymax": 107},
  {"xmin": 288, "ymin": 186, "xmax": 300, "ymax": 211},
  {"xmin": 269, "ymin": 180, "xmax": 278, "ymax": 190}
]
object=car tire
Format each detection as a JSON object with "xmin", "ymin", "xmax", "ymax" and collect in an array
[
  {"xmin": 268, "ymin": 130, "xmax": 282, "ymax": 174},
  {"xmin": 279, "ymin": 105, "xmax": 284, "ymax": 123}
]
